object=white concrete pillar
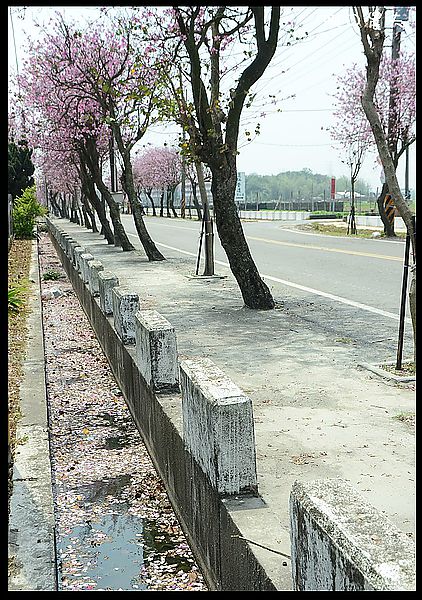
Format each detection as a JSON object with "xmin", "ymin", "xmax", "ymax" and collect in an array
[
  {"xmin": 68, "ymin": 241, "xmax": 79, "ymax": 265},
  {"xmin": 98, "ymin": 271, "xmax": 119, "ymax": 315},
  {"xmin": 87, "ymin": 260, "xmax": 104, "ymax": 297},
  {"xmin": 112, "ymin": 287, "xmax": 140, "ymax": 345},
  {"xmin": 73, "ymin": 247, "xmax": 87, "ymax": 273},
  {"xmin": 179, "ymin": 357, "xmax": 258, "ymax": 496},
  {"xmin": 134, "ymin": 309, "xmax": 178, "ymax": 392},
  {"xmin": 290, "ymin": 479, "xmax": 416, "ymax": 591},
  {"xmin": 79, "ymin": 253, "xmax": 95, "ymax": 284}
]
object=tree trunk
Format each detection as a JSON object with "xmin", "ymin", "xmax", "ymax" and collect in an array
[
  {"xmin": 82, "ymin": 141, "xmax": 134, "ymax": 251},
  {"xmin": 409, "ymin": 265, "xmax": 416, "ymax": 364},
  {"xmin": 166, "ymin": 188, "xmax": 172, "ymax": 218},
  {"xmin": 211, "ymin": 159, "xmax": 274, "ymax": 309},
  {"xmin": 195, "ymin": 161, "xmax": 214, "ymax": 275},
  {"xmin": 160, "ymin": 190, "xmax": 164, "ymax": 217},
  {"xmin": 145, "ymin": 189, "xmax": 157, "ymax": 216},
  {"xmin": 80, "ymin": 192, "xmax": 98, "ymax": 232},
  {"xmin": 190, "ymin": 181, "xmax": 202, "ymax": 220},
  {"xmin": 169, "ymin": 187, "xmax": 178, "ymax": 218},
  {"xmin": 79, "ymin": 159, "xmax": 114, "ymax": 243},
  {"xmin": 120, "ymin": 158, "xmax": 165, "ymax": 261},
  {"xmin": 49, "ymin": 191, "xmax": 63, "ymax": 218}
]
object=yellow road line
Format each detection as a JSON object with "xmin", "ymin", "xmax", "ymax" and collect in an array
[{"xmin": 247, "ymin": 236, "xmax": 402, "ymax": 262}]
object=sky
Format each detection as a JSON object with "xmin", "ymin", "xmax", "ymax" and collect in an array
[{"xmin": 8, "ymin": 5, "xmax": 416, "ymax": 194}]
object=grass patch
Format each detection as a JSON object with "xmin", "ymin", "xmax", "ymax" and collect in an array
[
  {"xmin": 42, "ymin": 268, "xmax": 63, "ymax": 281},
  {"xmin": 8, "ymin": 238, "xmax": 33, "ymax": 499},
  {"xmin": 381, "ymin": 362, "xmax": 416, "ymax": 376},
  {"xmin": 393, "ymin": 412, "xmax": 415, "ymax": 426},
  {"xmin": 304, "ymin": 222, "xmax": 407, "ymax": 239}
]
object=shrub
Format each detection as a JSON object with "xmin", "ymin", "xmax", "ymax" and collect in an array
[
  {"xmin": 8, "ymin": 284, "xmax": 27, "ymax": 313},
  {"xmin": 12, "ymin": 185, "xmax": 47, "ymax": 239},
  {"xmin": 42, "ymin": 269, "xmax": 63, "ymax": 281}
]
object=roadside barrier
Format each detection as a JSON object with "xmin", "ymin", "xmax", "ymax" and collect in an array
[
  {"xmin": 111, "ymin": 287, "xmax": 140, "ymax": 345},
  {"xmin": 134, "ymin": 309, "xmax": 179, "ymax": 392},
  {"xmin": 180, "ymin": 357, "xmax": 258, "ymax": 496},
  {"xmin": 98, "ymin": 271, "xmax": 119, "ymax": 315}
]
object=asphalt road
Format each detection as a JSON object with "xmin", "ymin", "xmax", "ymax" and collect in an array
[{"xmin": 121, "ymin": 214, "xmax": 410, "ymax": 323}]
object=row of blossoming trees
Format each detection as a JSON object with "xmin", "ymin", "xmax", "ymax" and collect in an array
[{"xmin": 12, "ymin": 6, "xmax": 290, "ymax": 308}]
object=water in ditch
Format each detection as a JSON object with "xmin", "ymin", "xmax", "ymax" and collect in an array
[{"xmin": 39, "ymin": 231, "xmax": 206, "ymax": 592}]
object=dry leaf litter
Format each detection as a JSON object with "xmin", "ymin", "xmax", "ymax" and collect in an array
[{"xmin": 39, "ymin": 231, "xmax": 207, "ymax": 592}]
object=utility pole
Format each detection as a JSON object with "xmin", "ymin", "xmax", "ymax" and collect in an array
[{"xmin": 195, "ymin": 161, "xmax": 214, "ymax": 276}]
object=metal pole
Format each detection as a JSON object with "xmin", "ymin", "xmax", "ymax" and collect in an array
[
  {"xmin": 396, "ymin": 225, "xmax": 411, "ymax": 370},
  {"xmin": 195, "ymin": 209, "xmax": 206, "ymax": 276}
]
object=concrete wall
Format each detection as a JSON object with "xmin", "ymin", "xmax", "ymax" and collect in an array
[
  {"xmin": 238, "ymin": 210, "xmax": 310, "ymax": 221},
  {"xmin": 290, "ymin": 479, "xmax": 415, "ymax": 591},
  {"xmin": 354, "ymin": 215, "xmax": 406, "ymax": 230}
]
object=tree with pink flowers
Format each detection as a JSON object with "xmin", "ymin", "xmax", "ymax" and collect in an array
[
  {"xmin": 331, "ymin": 50, "xmax": 415, "ymax": 236},
  {"xmin": 16, "ymin": 24, "xmax": 134, "ymax": 250},
  {"xmin": 51, "ymin": 12, "xmax": 166, "ymax": 260},
  {"xmin": 133, "ymin": 146, "xmax": 182, "ymax": 218},
  {"xmin": 140, "ymin": 6, "xmax": 290, "ymax": 309}
]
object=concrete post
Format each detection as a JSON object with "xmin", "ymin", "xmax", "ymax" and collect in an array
[
  {"xmin": 79, "ymin": 253, "xmax": 95, "ymax": 284},
  {"xmin": 61, "ymin": 234, "xmax": 72, "ymax": 256},
  {"xmin": 179, "ymin": 357, "xmax": 258, "ymax": 496},
  {"xmin": 112, "ymin": 287, "xmax": 140, "ymax": 345},
  {"xmin": 73, "ymin": 247, "xmax": 87, "ymax": 273},
  {"xmin": 134, "ymin": 309, "xmax": 179, "ymax": 392},
  {"xmin": 87, "ymin": 260, "xmax": 104, "ymax": 297},
  {"xmin": 68, "ymin": 241, "xmax": 79, "ymax": 265},
  {"xmin": 98, "ymin": 271, "xmax": 119, "ymax": 315},
  {"xmin": 290, "ymin": 479, "xmax": 416, "ymax": 591}
]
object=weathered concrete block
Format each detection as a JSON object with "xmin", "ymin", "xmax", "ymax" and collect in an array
[
  {"xmin": 68, "ymin": 241, "xmax": 79, "ymax": 264},
  {"xmin": 61, "ymin": 233, "xmax": 72, "ymax": 255},
  {"xmin": 179, "ymin": 357, "xmax": 258, "ymax": 496},
  {"xmin": 290, "ymin": 479, "xmax": 416, "ymax": 591},
  {"xmin": 73, "ymin": 247, "xmax": 87, "ymax": 273},
  {"xmin": 98, "ymin": 271, "xmax": 119, "ymax": 315},
  {"xmin": 79, "ymin": 253, "xmax": 95, "ymax": 284},
  {"xmin": 112, "ymin": 287, "xmax": 139, "ymax": 345},
  {"xmin": 87, "ymin": 260, "xmax": 104, "ymax": 297},
  {"xmin": 134, "ymin": 310, "xmax": 178, "ymax": 392}
]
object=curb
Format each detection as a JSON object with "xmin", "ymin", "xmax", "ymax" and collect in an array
[
  {"xmin": 8, "ymin": 236, "xmax": 57, "ymax": 591},
  {"xmin": 357, "ymin": 361, "xmax": 416, "ymax": 384}
]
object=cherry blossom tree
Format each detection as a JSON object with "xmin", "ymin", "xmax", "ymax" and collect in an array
[
  {"xmin": 17, "ymin": 14, "xmax": 139, "ymax": 251},
  {"xmin": 133, "ymin": 146, "xmax": 182, "ymax": 218},
  {"xmin": 331, "ymin": 50, "xmax": 415, "ymax": 236},
  {"xmin": 50, "ymin": 12, "xmax": 166, "ymax": 260},
  {"xmin": 142, "ymin": 6, "xmax": 287, "ymax": 309},
  {"xmin": 353, "ymin": 6, "xmax": 416, "ymax": 361}
]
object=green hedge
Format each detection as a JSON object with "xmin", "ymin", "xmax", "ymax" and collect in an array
[{"xmin": 12, "ymin": 185, "xmax": 47, "ymax": 239}]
